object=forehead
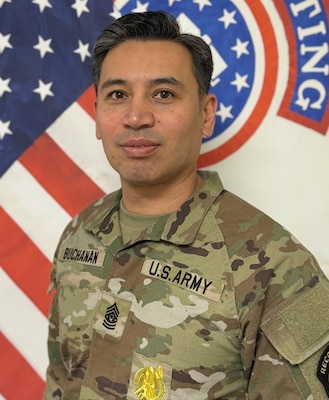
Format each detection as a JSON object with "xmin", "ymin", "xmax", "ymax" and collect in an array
[{"xmin": 100, "ymin": 40, "xmax": 195, "ymax": 82}]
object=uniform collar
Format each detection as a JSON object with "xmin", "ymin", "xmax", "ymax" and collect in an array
[{"xmin": 84, "ymin": 171, "xmax": 224, "ymax": 247}]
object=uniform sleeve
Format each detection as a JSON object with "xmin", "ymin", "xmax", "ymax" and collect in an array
[
  {"xmin": 43, "ymin": 257, "xmax": 68, "ymax": 399},
  {"xmin": 242, "ymin": 256, "xmax": 329, "ymax": 399}
]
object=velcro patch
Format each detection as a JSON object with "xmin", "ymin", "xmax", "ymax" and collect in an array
[
  {"xmin": 141, "ymin": 259, "xmax": 223, "ymax": 302},
  {"xmin": 317, "ymin": 345, "xmax": 329, "ymax": 397},
  {"xmin": 261, "ymin": 280, "xmax": 329, "ymax": 364},
  {"xmin": 59, "ymin": 246, "xmax": 106, "ymax": 267},
  {"xmin": 94, "ymin": 292, "xmax": 131, "ymax": 339}
]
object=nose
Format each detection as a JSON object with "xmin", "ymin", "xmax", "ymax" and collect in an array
[{"xmin": 122, "ymin": 97, "xmax": 155, "ymax": 130}]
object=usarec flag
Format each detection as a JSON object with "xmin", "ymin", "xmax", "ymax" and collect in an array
[{"xmin": 0, "ymin": 0, "xmax": 328, "ymax": 398}]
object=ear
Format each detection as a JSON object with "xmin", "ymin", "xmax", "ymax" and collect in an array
[
  {"xmin": 202, "ymin": 94, "xmax": 217, "ymax": 139},
  {"xmin": 94, "ymin": 99, "xmax": 102, "ymax": 140}
]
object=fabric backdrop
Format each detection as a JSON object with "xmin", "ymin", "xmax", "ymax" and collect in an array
[{"xmin": 0, "ymin": 0, "xmax": 328, "ymax": 398}]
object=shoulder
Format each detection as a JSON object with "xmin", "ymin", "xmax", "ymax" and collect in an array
[
  {"xmin": 55, "ymin": 189, "xmax": 122, "ymax": 253},
  {"xmin": 214, "ymin": 189, "xmax": 314, "ymax": 266},
  {"xmin": 212, "ymin": 189, "xmax": 324, "ymax": 313}
]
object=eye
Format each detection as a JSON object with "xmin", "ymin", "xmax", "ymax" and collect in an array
[
  {"xmin": 154, "ymin": 90, "xmax": 174, "ymax": 100},
  {"xmin": 108, "ymin": 90, "xmax": 127, "ymax": 100}
]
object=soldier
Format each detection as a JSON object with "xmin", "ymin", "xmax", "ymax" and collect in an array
[{"xmin": 44, "ymin": 10, "xmax": 329, "ymax": 399}]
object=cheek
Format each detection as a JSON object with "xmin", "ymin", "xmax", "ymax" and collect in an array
[
  {"xmin": 174, "ymin": 110, "xmax": 203, "ymax": 140},
  {"xmin": 96, "ymin": 112, "xmax": 117, "ymax": 139}
]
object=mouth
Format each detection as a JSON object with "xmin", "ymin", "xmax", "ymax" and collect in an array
[{"xmin": 120, "ymin": 138, "xmax": 160, "ymax": 157}]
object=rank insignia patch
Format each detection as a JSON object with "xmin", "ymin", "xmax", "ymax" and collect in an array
[
  {"xmin": 94, "ymin": 292, "xmax": 131, "ymax": 339},
  {"xmin": 103, "ymin": 303, "xmax": 119, "ymax": 330}
]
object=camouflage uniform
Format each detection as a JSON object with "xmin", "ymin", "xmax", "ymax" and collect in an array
[{"xmin": 44, "ymin": 171, "xmax": 329, "ymax": 399}]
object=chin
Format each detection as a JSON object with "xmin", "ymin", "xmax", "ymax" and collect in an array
[{"xmin": 122, "ymin": 169, "xmax": 158, "ymax": 186}]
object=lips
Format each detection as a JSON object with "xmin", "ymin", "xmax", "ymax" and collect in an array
[{"xmin": 120, "ymin": 138, "xmax": 159, "ymax": 157}]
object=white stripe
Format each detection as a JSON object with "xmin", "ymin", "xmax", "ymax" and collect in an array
[
  {"xmin": 47, "ymin": 102, "xmax": 121, "ymax": 194},
  {"xmin": 0, "ymin": 394, "xmax": 6, "ymax": 400},
  {"xmin": 0, "ymin": 268, "xmax": 48, "ymax": 380},
  {"xmin": 0, "ymin": 161, "xmax": 70, "ymax": 261}
]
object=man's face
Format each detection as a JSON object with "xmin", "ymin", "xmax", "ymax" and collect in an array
[{"xmin": 95, "ymin": 40, "xmax": 216, "ymax": 188}]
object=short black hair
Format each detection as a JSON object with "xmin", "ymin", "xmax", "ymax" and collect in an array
[{"xmin": 92, "ymin": 10, "xmax": 213, "ymax": 97}]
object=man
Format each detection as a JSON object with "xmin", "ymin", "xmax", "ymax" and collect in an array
[{"xmin": 44, "ymin": 11, "xmax": 329, "ymax": 399}]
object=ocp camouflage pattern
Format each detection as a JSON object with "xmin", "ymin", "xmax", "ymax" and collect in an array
[{"xmin": 44, "ymin": 171, "xmax": 329, "ymax": 399}]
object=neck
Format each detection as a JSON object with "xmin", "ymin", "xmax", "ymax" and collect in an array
[{"xmin": 121, "ymin": 172, "xmax": 203, "ymax": 215}]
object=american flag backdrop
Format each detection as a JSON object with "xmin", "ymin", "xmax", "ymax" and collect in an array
[
  {"xmin": 0, "ymin": 1, "xmax": 118, "ymax": 398},
  {"xmin": 1, "ymin": 0, "xmax": 328, "ymax": 398}
]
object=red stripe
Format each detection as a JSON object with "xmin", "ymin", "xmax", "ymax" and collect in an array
[
  {"xmin": 0, "ymin": 208, "xmax": 51, "ymax": 316},
  {"xmin": 19, "ymin": 133, "xmax": 105, "ymax": 217},
  {"xmin": 77, "ymin": 84, "xmax": 96, "ymax": 119},
  {"xmin": 0, "ymin": 333, "xmax": 45, "ymax": 399}
]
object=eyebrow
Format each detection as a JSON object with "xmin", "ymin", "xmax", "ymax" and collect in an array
[
  {"xmin": 99, "ymin": 76, "xmax": 185, "ymax": 91},
  {"xmin": 100, "ymin": 79, "xmax": 125, "ymax": 91},
  {"xmin": 149, "ymin": 77, "xmax": 185, "ymax": 88}
]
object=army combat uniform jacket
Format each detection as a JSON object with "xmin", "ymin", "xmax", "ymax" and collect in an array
[{"xmin": 44, "ymin": 171, "xmax": 329, "ymax": 399}]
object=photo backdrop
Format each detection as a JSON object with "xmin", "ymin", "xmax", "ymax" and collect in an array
[{"xmin": 1, "ymin": 0, "xmax": 328, "ymax": 398}]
